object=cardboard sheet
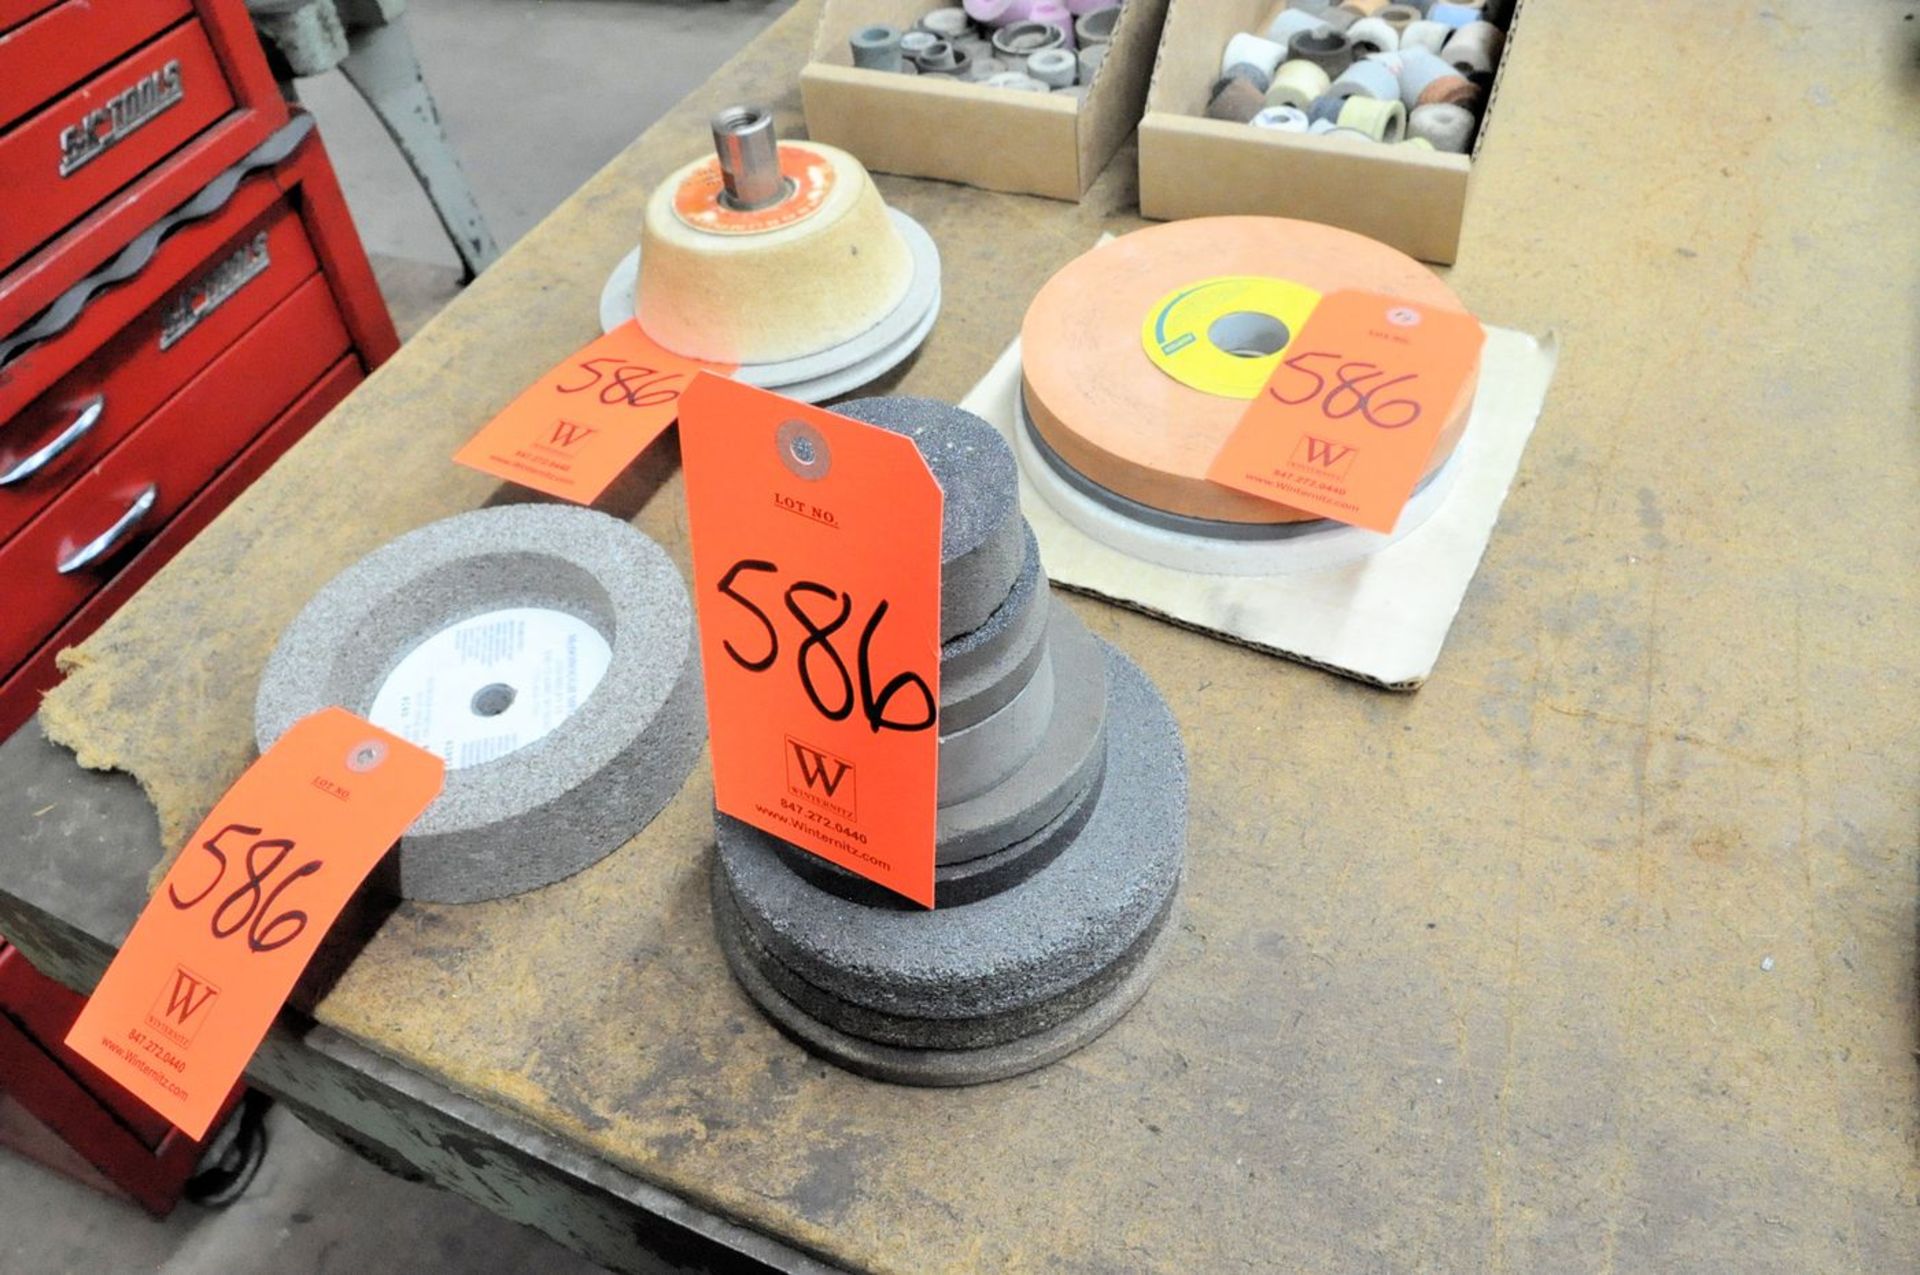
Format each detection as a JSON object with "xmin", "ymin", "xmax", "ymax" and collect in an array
[{"xmin": 962, "ymin": 326, "xmax": 1558, "ymax": 687}]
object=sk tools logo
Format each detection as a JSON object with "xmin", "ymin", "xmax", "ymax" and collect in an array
[
  {"xmin": 785, "ymin": 737, "xmax": 856, "ymax": 820},
  {"xmin": 147, "ymin": 965, "xmax": 219, "ymax": 1044}
]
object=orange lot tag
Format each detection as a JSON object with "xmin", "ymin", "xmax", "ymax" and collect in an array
[
  {"xmin": 65, "ymin": 708, "xmax": 443, "ymax": 1139},
  {"xmin": 454, "ymin": 320, "xmax": 734, "ymax": 503},
  {"xmin": 679, "ymin": 374, "xmax": 943, "ymax": 907},
  {"xmin": 1207, "ymin": 290, "xmax": 1485, "ymax": 533}
]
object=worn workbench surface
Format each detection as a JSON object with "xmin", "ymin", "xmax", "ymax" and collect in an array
[{"xmin": 5, "ymin": 2, "xmax": 1916, "ymax": 1270}]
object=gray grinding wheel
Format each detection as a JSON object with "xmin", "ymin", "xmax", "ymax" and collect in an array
[
  {"xmin": 715, "ymin": 638, "xmax": 1184, "ymax": 1026},
  {"xmin": 255, "ymin": 505, "xmax": 704, "ymax": 903},
  {"xmin": 713, "ymin": 865, "xmax": 1177, "ymax": 1051},
  {"xmin": 936, "ymin": 602, "xmax": 1108, "ymax": 864},
  {"xmin": 712, "ymin": 877, "xmax": 1181, "ymax": 1086},
  {"xmin": 833, "ymin": 397, "xmax": 1025, "ymax": 640},
  {"xmin": 939, "ymin": 528, "xmax": 1050, "ymax": 734},
  {"xmin": 777, "ymin": 708, "xmax": 1106, "ymax": 910},
  {"xmin": 937, "ymin": 640, "xmax": 1053, "ymax": 806}
]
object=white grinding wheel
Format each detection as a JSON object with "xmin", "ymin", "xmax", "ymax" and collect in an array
[
  {"xmin": 636, "ymin": 141, "xmax": 914, "ymax": 365},
  {"xmin": 599, "ymin": 209, "xmax": 942, "ymax": 404}
]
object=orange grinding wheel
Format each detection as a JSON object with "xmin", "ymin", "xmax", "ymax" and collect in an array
[{"xmin": 1020, "ymin": 217, "xmax": 1479, "ymax": 525}]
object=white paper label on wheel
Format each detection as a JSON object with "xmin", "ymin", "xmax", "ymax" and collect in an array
[{"xmin": 369, "ymin": 608, "xmax": 612, "ymax": 770}]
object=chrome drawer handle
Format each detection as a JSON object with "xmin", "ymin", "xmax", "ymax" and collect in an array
[
  {"xmin": 0, "ymin": 395, "xmax": 104, "ymax": 486},
  {"xmin": 57, "ymin": 483, "xmax": 157, "ymax": 575}
]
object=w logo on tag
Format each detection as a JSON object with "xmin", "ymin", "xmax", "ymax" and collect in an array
[
  {"xmin": 549, "ymin": 420, "xmax": 596, "ymax": 448},
  {"xmin": 147, "ymin": 966, "xmax": 218, "ymax": 1044},
  {"xmin": 1291, "ymin": 435, "xmax": 1359, "ymax": 477},
  {"xmin": 785, "ymin": 737, "xmax": 856, "ymax": 818}
]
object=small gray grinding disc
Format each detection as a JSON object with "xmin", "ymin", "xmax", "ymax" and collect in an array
[
  {"xmin": 939, "ymin": 528, "xmax": 1051, "ymax": 734},
  {"xmin": 255, "ymin": 506, "xmax": 704, "ymax": 903},
  {"xmin": 936, "ymin": 602, "xmax": 1108, "ymax": 864},
  {"xmin": 833, "ymin": 397, "xmax": 1025, "ymax": 640},
  {"xmin": 715, "ymin": 637, "xmax": 1184, "ymax": 1025}
]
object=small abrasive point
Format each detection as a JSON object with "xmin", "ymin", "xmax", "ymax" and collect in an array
[{"xmin": 256, "ymin": 505, "xmax": 703, "ymax": 903}]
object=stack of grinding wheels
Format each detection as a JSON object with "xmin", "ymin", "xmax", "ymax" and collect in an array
[{"xmin": 711, "ymin": 397, "xmax": 1189, "ymax": 1086}]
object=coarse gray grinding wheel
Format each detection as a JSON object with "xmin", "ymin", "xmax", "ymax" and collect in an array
[
  {"xmin": 715, "ymin": 638, "xmax": 1184, "ymax": 1028},
  {"xmin": 936, "ymin": 602, "xmax": 1108, "ymax": 864},
  {"xmin": 939, "ymin": 528, "xmax": 1051, "ymax": 734},
  {"xmin": 833, "ymin": 396, "xmax": 1026, "ymax": 640},
  {"xmin": 713, "ymin": 865, "xmax": 1177, "ymax": 1051},
  {"xmin": 711, "ymin": 879, "xmax": 1182, "ymax": 1085},
  {"xmin": 255, "ymin": 505, "xmax": 704, "ymax": 903},
  {"xmin": 773, "ymin": 745, "xmax": 1103, "ymax": 909}
]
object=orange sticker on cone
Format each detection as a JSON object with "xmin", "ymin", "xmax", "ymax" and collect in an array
[
  {"xmin": 671, "ymin": 143, "xmax": 836, "ymax": 235},
  {"xmin": 65, "ymin": 709, "xmax": 443, "ymax": 1138},
  {"xmin": 1207, "ymin": 290, "xmax": 1485, "ymax": 533},
  {"xmin": 679, "ymin": 374, "xmax": 943, "ymax": 907},
  {"xmin": 455, "ymin": 320, "xmax": 734, "ymax": 503}
]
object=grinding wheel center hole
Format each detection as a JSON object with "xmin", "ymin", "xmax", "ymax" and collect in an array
[
  {"xmin": 471, "ymin": 683, "xmax": 517, "ymax": 718},
  {"xmin": 1207, "ymin": 311, "xmax": 1290, "ymax": 358}
]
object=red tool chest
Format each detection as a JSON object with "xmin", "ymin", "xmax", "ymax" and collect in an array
[
  {"xmin": 0, "ymin": 0, "xmax": 399, "ymax": 740},
  {"xmin": 0, "ymin": 940, "xmax": 242, "ymax": 1216}
]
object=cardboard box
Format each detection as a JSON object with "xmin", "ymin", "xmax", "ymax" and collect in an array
[
  {"xmin": 1138, "ymin": 0, "xmax": 1523, "ymax": 263},
  {"xmin": 801, "ymin": 0, "xmax": 1170, "ymax": 202}
]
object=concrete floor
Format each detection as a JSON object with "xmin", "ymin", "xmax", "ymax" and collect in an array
[
  {"xmin": 1, "ymin": 2, "xmax": 791, "ymax": 1271},
  {"xmin": 303, "ymin": 0, "xmax": 796, "ymax": 337}
]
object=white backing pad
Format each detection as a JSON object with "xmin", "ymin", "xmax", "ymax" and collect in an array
[{"xmin": 961, "ymin": 328, "xmax": 1560, "ymax": 689}]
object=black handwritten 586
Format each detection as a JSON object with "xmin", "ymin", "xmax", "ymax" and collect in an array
[
  {"xmin": 1268, "ymin": 352, "xmax": 1423, "ymax": 430},
  {"xmin": 714, "ymin": 559, "xmax": 935, "ymax": 735},
  {"xmin": 167, "ymin": 824, "xmax": 321, "ymax": 954}
]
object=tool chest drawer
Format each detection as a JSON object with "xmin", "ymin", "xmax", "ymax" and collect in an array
[
  {"xmin": 0, "ymin": 354, "xmax": 364, "ymax": 738},
  {"xmin": 0, "ymin": 19, "xmax": 236, "ymax": 276},
  {"xmin": 0, "ymin": 0, "xmax": 287, "ymax": 340},
  {"xmin": 0, "ymin": 0, "xmax": 61, "ymax": 35},
  {"xmin": 0, "ymin": 271, "xmax": 350, "ymax": 675},
  {"xmin": 0, "ymin": 944, "xmax": 178, "ymax": 1150},
  {"xmin": 0, "ymin": 0, "xmax": 192, "ymax": 132},
  {"xmin": 0, "ymin": 139, "xmax": 291, "ymax": 419},
  {"xmin": 0, "ymin": 198, "xmax": 319, "ymax": 543},
  {"xmin": 0, "ymin": 27, "xmax": 396, "ymax": 740}
]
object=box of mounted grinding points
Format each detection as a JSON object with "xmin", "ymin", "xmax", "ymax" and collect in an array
[
  {"xmin": 802, "ymin": 0, "xmax": 1170, "ymax": 202},
  {"xmin": 1138, "ymin": 0, "xmax": 1526, "ymax": 264}
]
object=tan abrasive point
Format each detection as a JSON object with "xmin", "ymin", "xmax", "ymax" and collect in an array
[
  {"xmin": 1020, "ymin": 217, "xmax": 1479, "ymax": 525},
  {"xmin": 636, "ymin": 140, "xmax": 913, "ymax": 364}
]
